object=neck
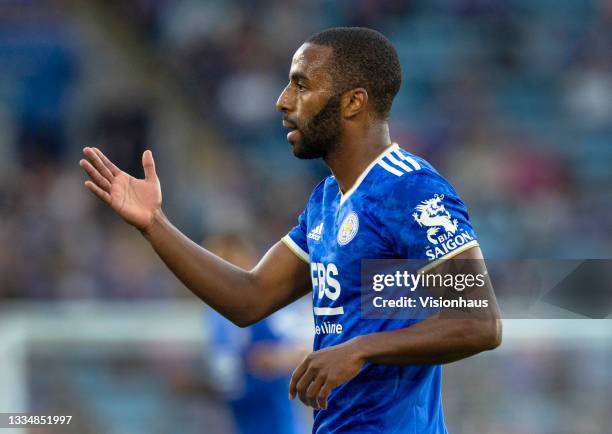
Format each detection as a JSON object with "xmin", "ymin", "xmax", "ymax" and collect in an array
[{"xmin": 324, "ymin": 121, "xmax": 392, "ymax": 194}]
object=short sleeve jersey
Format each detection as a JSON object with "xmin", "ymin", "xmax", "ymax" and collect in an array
[{"xmin": 282, "ymin": 144, "xmax": 479, "ymax": 434}]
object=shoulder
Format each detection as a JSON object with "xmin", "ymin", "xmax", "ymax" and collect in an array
[
  {"xmin": 303, "ymin": 175, "xmax": 336, "ymax": 209},
  {"xmin": 306, "ymin": 176, "xmax": 330, "ymax": 199},
  {"xmin": 370, "ymin": 146, "xmax": 460, "ymax": 206}
]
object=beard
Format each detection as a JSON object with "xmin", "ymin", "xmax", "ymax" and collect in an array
[{"xmin": 292, "ymin": 94, "xmax": 342, "ymax": 160}]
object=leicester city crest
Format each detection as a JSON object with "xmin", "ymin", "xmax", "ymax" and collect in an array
[{"xmin": 337, "ymin": 212, "xmax": 359, "ymax": 245}]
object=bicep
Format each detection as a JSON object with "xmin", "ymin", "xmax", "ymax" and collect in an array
[
  {"xmin": 426, "ymin": 245, "xmax": 501, "ymax": 321},
  {"xmin": 248, "ymin": 241, "xmax": 312, "ymax": 320}
]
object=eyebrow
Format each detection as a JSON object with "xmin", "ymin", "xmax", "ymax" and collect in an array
[{"xmin": 289, "ymin": 71, "xmax": 309, "ymax": 82}]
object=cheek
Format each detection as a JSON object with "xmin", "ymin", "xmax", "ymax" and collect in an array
[
  {"xmin": 295, "ymin": 94, "xmax": 308, "ymax": 115},
  {"xmin": 296, "ymin": 94, "xmax": 321, "ymax": 123}
]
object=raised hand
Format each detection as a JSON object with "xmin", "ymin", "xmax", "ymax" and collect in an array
[{"xmin": 79, "ymin": 147, "xmax": 162, "ymax": 232}]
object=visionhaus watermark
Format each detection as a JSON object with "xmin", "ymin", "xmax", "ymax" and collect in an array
[
  {"xmin": 371, "ymin": 269, "xmax": 489, "ymax": 310},
  {"xmin": 361, "ymin": 259, "xmax": 494, "ymax": 320}
]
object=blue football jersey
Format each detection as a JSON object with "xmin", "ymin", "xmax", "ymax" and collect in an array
[{"xmin": 282, "ymin": 144, "xmax": 479, "ymax": 434}]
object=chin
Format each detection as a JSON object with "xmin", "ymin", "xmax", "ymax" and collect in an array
[
  {"xmin": 289, "ymin": 138, "xmax": 304, "ymax": 156},
  {"xmin": 292, "ymin": 145, "xmax": 322, "ymax": 160},
  {"xmin": 292, "ymin": 145, "xmax": 309, "ymax": 159},
  {"xmin": 291, "ymin": 143, "xmax": 309, "ymax": 159},
  {"xmin": 288, "ymin": 134, "xmax": 327, "ymax": 159}
]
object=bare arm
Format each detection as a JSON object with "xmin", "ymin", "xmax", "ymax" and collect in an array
[
  {"xmin": 144, "ymin": 213, "xmax": 311, "ymax": 326},
  {"xmin": 80, "ymin": 147, "xmax": 311, "ymax": 327}
]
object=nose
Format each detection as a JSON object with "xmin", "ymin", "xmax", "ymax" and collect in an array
[{"xmin": 276, "ymin": 84, "xmax": 292, "ymax": 113}]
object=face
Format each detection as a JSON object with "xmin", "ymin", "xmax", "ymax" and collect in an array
[{"xmin": 276, "ymin": 43, "xmax": 342, "ymax": 159}]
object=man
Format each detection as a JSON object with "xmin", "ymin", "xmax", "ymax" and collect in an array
[{"xmin": 80, "ymin": 27, "xmax": 501, "ymax": 434}]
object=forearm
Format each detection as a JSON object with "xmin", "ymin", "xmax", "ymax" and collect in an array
[
  {"xmin": 352, "ymin": 317, "xmax": 502, "ymax": 365},
  {"xmin": 79, "ymin": 147, "xmax": 309, "ymax": 325},
  {"xmin": 143, "ymin": 210, "xmax": 257, "ymax": 325}
]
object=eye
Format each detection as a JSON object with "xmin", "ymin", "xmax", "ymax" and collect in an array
[{"xmin": 296, "ymin": 82, "xmax": 306, "ymax": 92}]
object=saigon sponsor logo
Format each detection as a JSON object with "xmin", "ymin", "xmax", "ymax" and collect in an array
[{"xmin": 412, "ymin": 194, "xmax": 474, "ymax": 259}]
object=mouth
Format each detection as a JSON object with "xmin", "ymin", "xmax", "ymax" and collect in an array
[
  {"xmin": 282, "ymin": 119, "xmax": 300, "ymax": 143},
  {"xmin": 282, "ymin": 119, "xmax": 298, "ymax": 130}
]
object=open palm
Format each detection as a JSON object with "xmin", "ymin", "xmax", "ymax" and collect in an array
[{"xmin": 79, "ymin": 147, "xmax": 162, "ymax": 231}]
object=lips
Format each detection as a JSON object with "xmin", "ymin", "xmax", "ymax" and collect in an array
[
  {"xmin": 282, "ymin": 118, "xmax": 300, "ymax": 142},
  {"xmin": 287, "ymin": 129, "xmax": 300, "ymax": 142},
  {"xmin": 282, "ymin": 120, "xmax": 299, "ymax": 143},
  {"xmin": 282, "ymin": 119, "xmax": 298, "ymax": 129}
]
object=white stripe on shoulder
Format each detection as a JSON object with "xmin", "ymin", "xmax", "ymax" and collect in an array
[
  {"xmin": 393, "ymin": 149, "xmax": 422, "ymax": 171},
  {"xmin": 378, "ymin": 159, "xmax": 404, "ymax": 176},
  {"xmin": 386, "ymin": 153, "xmax": 414, "ymax": 173},
  {"xmin": 281, "ymin": 235, "xmax": 309, "ymax": 263}
]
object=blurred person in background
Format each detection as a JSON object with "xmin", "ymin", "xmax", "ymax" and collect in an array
[{"xmin": 204, "ymin": 233, "xmax": 310, "ymax": 434}]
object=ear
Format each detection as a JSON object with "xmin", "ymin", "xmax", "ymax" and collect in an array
[{"xmin": 341, "ymin": 88, "xmax": 368, "ymax": 118}]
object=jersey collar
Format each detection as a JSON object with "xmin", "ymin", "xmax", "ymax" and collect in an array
[{"xmin": 339, "ymin": 143, "xmax": 399, "ymax": 206}]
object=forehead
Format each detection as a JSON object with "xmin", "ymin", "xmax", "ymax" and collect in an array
[{"xmin": 289, "ymin": 43, "xmax": 333, "ymax": 82}]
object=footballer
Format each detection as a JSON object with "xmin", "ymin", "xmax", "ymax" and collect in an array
[{"xmin": 80, "ymin": 27, "xmax": 502, "ymax": 434}]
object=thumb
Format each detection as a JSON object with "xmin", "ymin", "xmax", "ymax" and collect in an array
[{"xmin": 142, "ymin": 150, "xmax": 157, "ymax": 180}]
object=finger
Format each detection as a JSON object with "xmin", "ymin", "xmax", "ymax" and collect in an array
[
  {"xmin": 317, "ymin": 382, "xmax": 334, "ymax": 410},
  {"xmin": 92, "ymin": 147, "xmax": 120, "ymax": 176},
  {"xmin": 289, "ymin": 360, "xmax": 309, "ymax": 400},
  {"xmin": 305, "ymin": 374, "xmax": 326, "ymax": 409},
  {"xmin": 84, "ymin": 180, "xmax": 111, "ymax": 205},
  {"xmin": 296, "ymin": 368, "xmax": 317, "ymax": 405},
  {"xmin": 84, "ymin": 147, "xmax": 114, "ymax": 182},
  {"xmin": 79, "ymin": 159, "xmax": 111, "ymax": 192},
  {"xmin": 142, "ymin": 150, "xmax": 157, "ymax": 181}
]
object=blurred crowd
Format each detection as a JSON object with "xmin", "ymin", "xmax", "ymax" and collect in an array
[
  {"xmin": 2, "ymin": 2, "xmax": 611, "ymax": 434},
  {"xmin": 1, "ymin": 0, "xmax": 611, "ymax": 302}
]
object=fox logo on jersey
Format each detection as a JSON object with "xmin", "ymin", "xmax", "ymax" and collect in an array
[{"xmin": 337, "ymin": 212, "xmax": 359, "ymax": 245}]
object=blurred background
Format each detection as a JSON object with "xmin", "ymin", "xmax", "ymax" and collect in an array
[{"xmin": 0, "ymin": 0, "xmax": 610, "ymax": 433}]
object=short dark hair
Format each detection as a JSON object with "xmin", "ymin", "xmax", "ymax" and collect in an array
[{"xmin": 307, "ymin": 27, "xmax": 402, "ymax": 119}]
